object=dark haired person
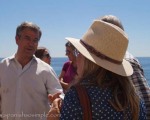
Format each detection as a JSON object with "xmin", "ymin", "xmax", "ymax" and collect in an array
[
  {"xmin": 0, "ymin": 21, "xmax": 62, "ymax": 120},
  {"xmin": 35, "ymin": 46, "xmax": 51, "ymax": 65}
]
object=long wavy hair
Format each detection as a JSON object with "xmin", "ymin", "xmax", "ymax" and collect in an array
[{"xmin": 78, "ymin": 57, "xmax": 140, "ymax": 120}]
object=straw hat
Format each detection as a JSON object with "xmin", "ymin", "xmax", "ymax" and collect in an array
[{"xmin": 65, "ymin": 20, "xmax": 133, "ymax": 76}]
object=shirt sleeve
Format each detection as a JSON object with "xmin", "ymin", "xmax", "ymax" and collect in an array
[{"xmin": 45, "ymin": 66, "xmax": 63, "ymax": 94}]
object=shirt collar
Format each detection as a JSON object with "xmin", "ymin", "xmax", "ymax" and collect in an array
[
  {"xmin": 7, "ymin": 54, "xmax": 16, "ymax": 61},
  {"xmin": 8, "ymin": 54, "xmax": 38, "ymax": 63}
]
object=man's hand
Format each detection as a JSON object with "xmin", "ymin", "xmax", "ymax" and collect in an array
[{"xmin": 47, "ymin": 98, "xmax": 62, "ymax": 120}]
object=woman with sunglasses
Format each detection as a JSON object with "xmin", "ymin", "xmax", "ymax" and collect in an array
[{"xmin": 35, "ymin": 46, "xmax": 51, "ymax": 65}]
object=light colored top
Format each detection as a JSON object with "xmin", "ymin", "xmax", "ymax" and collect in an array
[{"xmin": 0, "ymin": 55, "xmax": 63, "ymax": 120}]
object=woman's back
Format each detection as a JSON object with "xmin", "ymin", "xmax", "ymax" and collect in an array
[{"xmin": 60, "ymin": 81, "xmax": 146, "ymax": 120}]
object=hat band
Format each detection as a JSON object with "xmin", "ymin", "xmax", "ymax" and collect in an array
[{"xmin": 80, "ymin": 40, "xmax": 122, "ymax": 64}]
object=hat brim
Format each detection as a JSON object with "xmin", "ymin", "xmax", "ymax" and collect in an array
[{"xmin": 66, "ymin": 37, "xmax": 133, "ymax": 76}]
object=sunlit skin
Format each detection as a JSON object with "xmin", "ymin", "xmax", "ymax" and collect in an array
[{"xmin": 15, "ymin": 28, "xmax": 40, "ymax": 68}]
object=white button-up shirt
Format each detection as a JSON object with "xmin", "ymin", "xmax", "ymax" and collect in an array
[{"xmin": 0, "ymin": 55, "xmax": 63, "ymax": 120}]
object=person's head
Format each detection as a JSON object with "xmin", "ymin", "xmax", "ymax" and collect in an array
[
  {"xmin": 66, "ymin": 18, "xmax": 139, "ymax": 119},
  {"xmin": 65, "ymin": 42, "xmax": 76, "ymax": 62},
  {"xmin": 35, "ymin": 47, "xmax": 51, "ymax": 65},
  {"xmin": 15, "ymin": 21, "xmax": 42, "ymax": 58},
  {"xmin": 67, "ymin": 20, "xmax": 132, "ymax": 77},
  {"xmin": 100, "ymin": 15, "xmax": 124, "ymax": 30}
]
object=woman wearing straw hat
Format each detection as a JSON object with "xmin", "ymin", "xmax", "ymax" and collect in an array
[{"xmin": 47, "ymin": 19, "xmax": 146, "ymax": 120}]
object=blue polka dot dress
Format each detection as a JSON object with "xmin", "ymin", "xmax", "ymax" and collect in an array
[{"xmin": 60, "ymin": 81, "xmax": 146, "ymax": 120}]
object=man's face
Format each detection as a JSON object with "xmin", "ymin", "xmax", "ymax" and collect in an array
[{"xmin": 16, "ymin": 28, "xmax": 40, "ymax": 58}]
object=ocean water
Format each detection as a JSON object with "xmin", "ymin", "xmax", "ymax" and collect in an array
[
  {"xmin": 0, "ymin": 57, "xmax": 150, "ymax": 85},
  {"xmin": 51, "ymin": 57, "xmax": 68, "ymax": 76},
  {"xmin": 137, "ymin": 57, "xmax": 150, "ymax": 85}
]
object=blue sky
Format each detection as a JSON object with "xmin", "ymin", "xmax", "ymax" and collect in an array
[{"xmin": 0, "ymin": 0, "xmax": 150, "ymax": 57}]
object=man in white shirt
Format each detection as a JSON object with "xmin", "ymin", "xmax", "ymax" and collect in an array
[{"xmin": 0, "ymin": 21, "xmax": 63, "ymax": 120}]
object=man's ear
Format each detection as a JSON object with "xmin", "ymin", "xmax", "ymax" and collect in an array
[{"xmin": 15, "ymin": 36, "xmax": 19, "ymax": 45}]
